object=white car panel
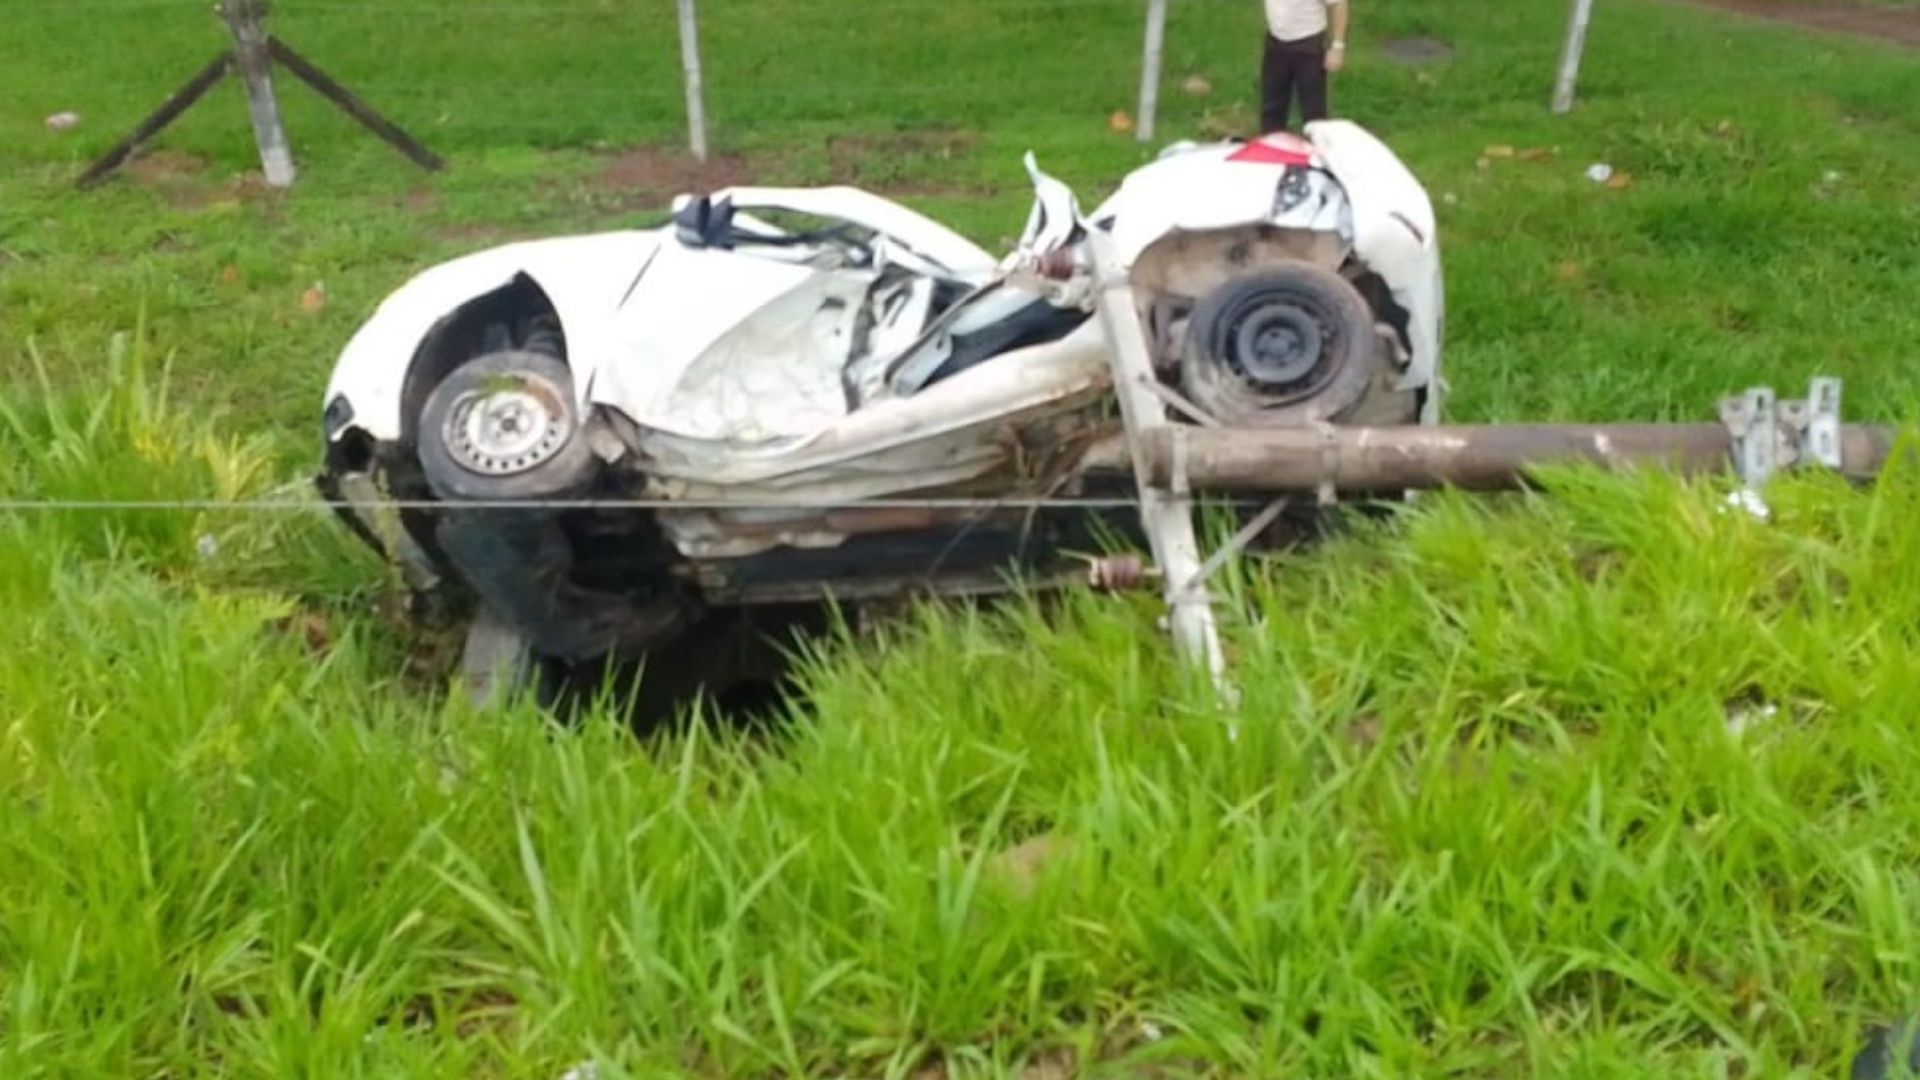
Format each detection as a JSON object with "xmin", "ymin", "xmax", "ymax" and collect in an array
[
  {"xmin": 1305, "ymin": 119, "xmax": 1445, "ymax": 405},
  {"xmin": 323, "ymin": 230, "xmax": 659, "ymax": 442},
  {"xmin": 584, "ymin": 242, "xmax": 832, "ymax": 439}
]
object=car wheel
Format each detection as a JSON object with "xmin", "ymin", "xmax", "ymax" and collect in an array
[
  {"xmin": 417, "ymin": 349, "xmax": 599, "ymax": 502},
  {"xmin": 1179, "ymin": 262, "xmax": 1385, "ymax": 427}
]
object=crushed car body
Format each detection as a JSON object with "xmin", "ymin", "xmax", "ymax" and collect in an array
[{"xmin": 316, "ymin": 120, "xmax": 1447, "ymax": 688}]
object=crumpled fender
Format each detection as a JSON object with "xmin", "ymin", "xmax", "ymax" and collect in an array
[
  {"xmin": 323, "ymin": 229, "xmax": 662, "ymax": 444},
  {"xmin": 1088, "ymin": 139, "xmax": 1339, "ymax": 265},
  {"xmin": 1079, "ymin": 120, "xmax": 1444, "ymax": 412},
  {"xmin": 1304, "ymin": 119, "xmax": 1445, "ymax": 404}
]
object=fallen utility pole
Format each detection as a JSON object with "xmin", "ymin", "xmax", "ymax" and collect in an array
[
  {"xmin": 78, "ymin": 0, "xmax": 444, "ymax": 190},
  {"xmin": 1082, "ymin": 366, "xmax": 1897, "ymax": 695},
  {"xmin": 1136, "ymin": 419, "xmax": 1898, "ymax": 496}
]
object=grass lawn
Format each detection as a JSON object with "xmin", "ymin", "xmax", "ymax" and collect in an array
[{"xmin": 5, "ymin": 0, "xmax": 1920, "ymax": 1075}]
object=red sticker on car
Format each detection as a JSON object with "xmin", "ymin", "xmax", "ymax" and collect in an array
[{"xmin": 1226, "ymin": 138, "xmax": 1314, "ymax": 166}]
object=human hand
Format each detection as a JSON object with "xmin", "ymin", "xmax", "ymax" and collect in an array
[{"xmin": 1326, "ymin": 44, "xmax": 1347, "ymax": 72}]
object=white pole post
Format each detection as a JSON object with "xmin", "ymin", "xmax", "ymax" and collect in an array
[
  {"xmin": 220, "ymin": 0, "xmax": 296, "ymax": 187},
  {"xmin": 1087, "ymin": 228, "xmax": 1236, "ymax": 717},
  {"xmin": 676, "ymin": 0, "xmax": 710, "ymax": 161},
  {"xmin": 1136, "ymin": 0, "xmax": 1168, "ymax": 143},
  {"xmin": 1552, "ymin": 0, "xmax": 1595, "ymax": 115}
]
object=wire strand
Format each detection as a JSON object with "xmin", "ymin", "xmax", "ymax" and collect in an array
[
  {"xmin": 0, "ymin": 496, "xmax": 1173, "ymax": 513},
  {"xmin": 15, "ymin": 0, "xmax": 1165, "ymax": 15},
  {"xmin": 0, "ymin": 493, "xmax": 1304, "ymax": 514}
]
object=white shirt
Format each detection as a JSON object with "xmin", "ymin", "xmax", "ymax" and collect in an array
[{"xmin": 1265, "ymin": 0, "xmax": 1339, "ymax": 42}]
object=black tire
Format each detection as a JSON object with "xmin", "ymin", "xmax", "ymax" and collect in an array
[
  {"xmin": 417, "ymin": 349, "xmax": 600, "ymax": 502},
  {"xmin": 1854, "ymin": 1018, "xmax": 1920, "ymax": 1080},
  {"xmin": 1179, "ymin": 262, "xmax": 1384, "ymax": 427}
]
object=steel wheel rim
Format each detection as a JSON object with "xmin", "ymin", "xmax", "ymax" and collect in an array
[
  {"xmin": 442, "ymin": 374, "xmax": 573, "ymax": 477},
  {"xmin": 1219, "ymin": 291, "xmax": 1343, "ymax": 401}
]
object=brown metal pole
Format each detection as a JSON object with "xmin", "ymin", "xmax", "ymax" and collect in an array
[
  {"xmin": 266, "ymin": 37, "xmax": 446, "ymax": 172},
  {"xmin": 76, "ymin": 53, "xmax": 233, "ymax": 190},
  {"xmin": 1143, "ymin": 423, "xmax": 1900, "ymax": 495}
]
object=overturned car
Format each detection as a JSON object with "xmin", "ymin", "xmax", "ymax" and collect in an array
[{"xmin": 317, "ymin": 121, "xmax": 1444, "ymax": 700}]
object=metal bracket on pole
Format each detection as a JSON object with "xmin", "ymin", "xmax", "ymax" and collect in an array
[
  {"xmin": 1172, "ymin": 497, "xmax": 1291, "ymax": 605},
  {"xmin": 1148, "ymin": 380, "xmax": 1224, "ymax": 428},
  {"xmin": 1088, "ymin": 228, "xmax": 1235, "ymax": 714},
  {"xmin": 1804, "ymin": 376, "xmax": 1843, "ymax": 469},
  {"xmin": 1314, "ymin": 421, "xmax": 1339, "ymax": 506},
  {"xmin": 1718, "ymin": 378, "xmax": 1848, "ymax": 490},
  {"xmin": 1721, "ymin": 386, "xmax": 1778, "ymax": 490}
]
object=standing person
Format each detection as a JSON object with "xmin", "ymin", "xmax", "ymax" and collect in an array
[{"xmin": 1261, "ymin": 0, "xmax": 1348, "ymax": 134}]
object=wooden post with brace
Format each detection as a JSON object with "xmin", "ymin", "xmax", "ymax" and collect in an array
[
  {"xmin": 78, "ymin": 0, "xmax": 445, "ymax": 190},
  {"xmin": 223, "ymin": 0, "xmax": 296, "ymax": 187}
]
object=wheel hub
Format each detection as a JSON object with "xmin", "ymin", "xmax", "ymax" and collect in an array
[
  {"xmin": 1232, "ymin": 303, "xmax": 1325, "ymax": 389},
  {"xmin": 442, "ymin": 375, "xmax": 573, "ymax": 477}
]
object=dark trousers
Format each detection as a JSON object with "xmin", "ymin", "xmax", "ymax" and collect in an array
[{"xmin": 1261, "ymin": 32, "xmax": 1329, "ymax": 133}]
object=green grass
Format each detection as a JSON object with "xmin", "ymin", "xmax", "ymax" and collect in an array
[{"xmin": 6, "ymin": 0, "xmax": 1920, "ymax": 1075}]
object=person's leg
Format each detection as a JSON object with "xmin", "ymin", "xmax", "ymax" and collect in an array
[
  {"xmin": 1296, "ymin": 31, "xmax": 1330, "ymax": 122},
  {"xmin": 1259, "ymin": 34, "xmax": 1295, "ymax": 133}
]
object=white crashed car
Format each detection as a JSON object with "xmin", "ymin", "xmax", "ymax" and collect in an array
[{"xmin": 316, "ymin": 121, "xmax": 1442, "ymax": 695}]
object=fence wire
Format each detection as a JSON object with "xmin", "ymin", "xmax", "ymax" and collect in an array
[
  {"xmin": 0, "ymin": 496, "xmax": 1169, "ymax": 513},
  {"xmin": 19, "ymin": 0, "xmax": 1166, "ymax": 14}
]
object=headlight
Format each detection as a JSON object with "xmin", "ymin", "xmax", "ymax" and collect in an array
[{"xmin": 324, "ymin": 394, "xmax": 355, "ymax": 440}]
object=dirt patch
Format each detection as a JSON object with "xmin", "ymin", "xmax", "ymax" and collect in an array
[
  {"xmin": 272, "ymin": 610, "xmax": 334, "ymax": 655},
  {"xmin": 1379, "ymin": 36, "xmax": 1456, "ymax": 63},
  {"xmin": 1194, "ymin": 101, "xmax": 1258, "ymax": 141},
  {"xmin": 1686, "ymin": 0, "xmax": 1920, "ymax": 46},
  {"xmin": 824, "ymin": 128, "xmax": 988, "ymax": 195},
  {"xmin": 984, "ymin": 832, "xmax": 1075, "ymax": 899},
  {"xmin": 590, "ymin": 132, "xmax": 994, "ymax": 205},
  {"xmin": 431, "ymin": 221, "xmax": 520, "ymax": 246},
  {"xmin": 123, "ymin": 147, "xmax": 210, "ymax": 185},
  {"xmin": 594, "ymin": 144, "xmax": 757, "ymax": 203},
  {"xmin": 118, "ymin": 148, "xmax": 281, "ymax": 211}
]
